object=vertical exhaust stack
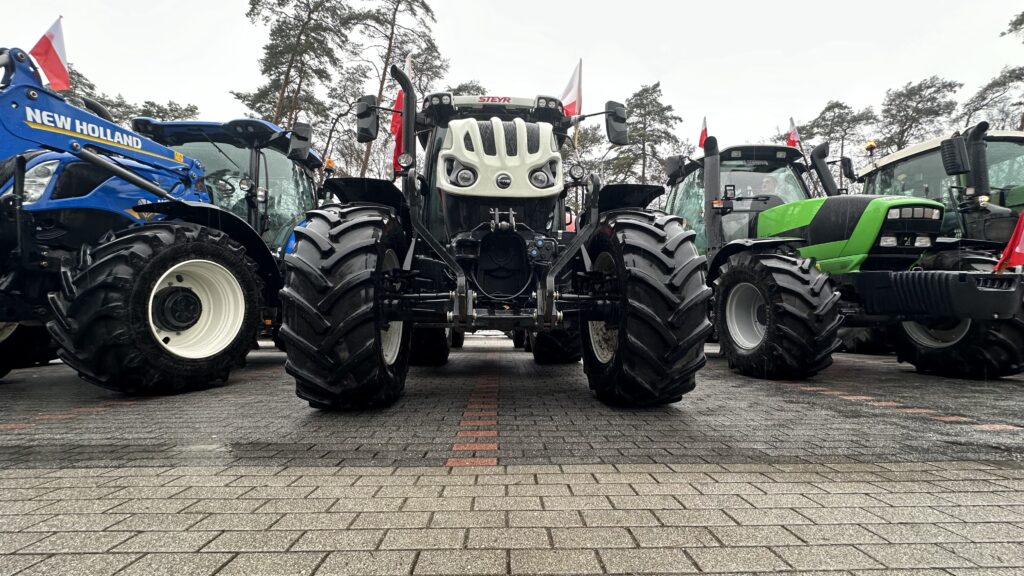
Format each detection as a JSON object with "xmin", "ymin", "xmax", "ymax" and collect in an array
[
  {"xmin": 702, "ymin": 137, "xmax": 723, "ymax": 258},
  {"xmin": 964, "ymin": 121, "xmax": 990, "ymax": 198},
  {"xmin": 810, "ymin": 142, "xmax": 839, "ymax": 196}
]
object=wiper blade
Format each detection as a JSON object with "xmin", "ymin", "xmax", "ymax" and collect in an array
[{"xmin": 202, "ymin": 134, "xmax": 244, "ymax": 174}]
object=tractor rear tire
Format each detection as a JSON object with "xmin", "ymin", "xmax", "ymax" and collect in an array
[
  {"xmin": 715, "ymin": 250, "xmax": 841, "ymax": 379},
  {"xmin": 48, "ymin": 223, "xmax": 261, "ymax": 394},
  {"xmin": 451, "ymin": 330, "xmax": 465, "ymax": 348},
  {"xmin": 895, "ymin": 249, "xmax": 1024, "ymax": 379},
  {"xmin": 531, "ymin": 330, "xmax": 582, "ymax": 364},
  {"xmin": 279, "ymin": 205, "xmax": 411, "ymax": 409},
  {"xmin": 582, "ymin": 211, "xmax": 712, "ymax": 406},
  {"xmin": 511, "ymin": 329, "xmax": 526, "ymax": 349},
  {"xmin": 409, "ymin": 327, "xmax": 451, "ymax": 366}
]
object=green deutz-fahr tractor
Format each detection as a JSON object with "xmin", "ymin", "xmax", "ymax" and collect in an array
[
  {"xmin": 278, "ymin": 66, "xmax": 712, "ymax": 409},
  {"xmin": 664, "ymin": 135, "xmax": 1024, "ymax": 380}
]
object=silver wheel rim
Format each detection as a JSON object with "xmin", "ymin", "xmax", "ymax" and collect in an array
[
  {"xmin": 148, "ymin": 259, "xmax": 247, "ymax": 360},
  {"xmin": 379, "ymin": 249, "xmax": 403, "ymax": 366},
  {"xmin": 902, "ymin": 319, "xmax": 971, "ymax": 349},
  {"xmin": 587, "ymin": 252, "xmax": 618, "ymax": 365},
  {"xmin": 726, "ymin": 282, "xmax": 767, "ymax": 350},
  {"xmin": 0, "ymin": 322, "xmax": 16, "ymax": 345}
]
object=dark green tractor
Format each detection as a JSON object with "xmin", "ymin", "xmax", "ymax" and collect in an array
[{"xmin": 665, "ymin": 136, "xmax": 1024, "ymax": 380}]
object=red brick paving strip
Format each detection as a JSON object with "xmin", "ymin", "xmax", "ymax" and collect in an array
[{"xmin": 448, "ymin": 351, "xmax": 500, "ymax": 467}]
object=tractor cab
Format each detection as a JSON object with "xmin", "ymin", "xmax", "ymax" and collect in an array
[
  {"xmin": 665, "ymin": 145, "xmax": 811, "ymax": 252},
  {"xmin": 132, "ymin": 118, "xmax": 322, "ymax": 250}
]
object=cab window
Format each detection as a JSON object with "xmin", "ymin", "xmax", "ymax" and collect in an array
[
  {"xmin": 862, "ymin": 150, "xmax": 956, "ymax": 210},
  {"xmin": 666, "ymin": 169, "xmax": 706, "ymax": 252}
]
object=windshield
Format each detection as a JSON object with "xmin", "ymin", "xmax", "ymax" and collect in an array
[
  {"xmin": 861, "ymin": 150, "xmax": 955, "ymax": 209},
  {"xmin": 719, "ymin": 161, "xmax": 808, "ymax": 203},
  {"xmin": 171, "ymin": 141, "xmax": 315, "ymax": 249},
  {"xmin": 988, "ymin": 140, "xmax": 1024, "ymax": 196}
]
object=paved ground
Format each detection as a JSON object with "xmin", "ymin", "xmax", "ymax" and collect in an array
[{"xmin": 0, "ymin": 334, "xmax": 1022, "ymax": 575}]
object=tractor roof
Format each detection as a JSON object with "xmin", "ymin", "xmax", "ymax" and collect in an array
[
  {"xmin": 668, "ymin": 145, "xmax": 806, "ymax": 184},
  {"xmin": 130, "ymin": 117, "xmax": 323, "ymax": 170},
  {"xmin": 859, "ymin": 129, "xmax": 1024, "ymax": 178}
]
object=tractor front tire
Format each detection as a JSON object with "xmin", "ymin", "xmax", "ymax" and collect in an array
[
  {"xmin": 451, "ymin": 330, "xmax": 465, "ymax": 348},
  {"xmin": 48, "ymin": 223, "xmax": 261, "ymax": 394},
  {"xmin": 531, "ymin": 330, "xmax": 583, "ymax": 364},
  {"xmin": 409, "ymin": 327, "xmax": 451, "ymax": 366},
  {"xmin": 582, "ymin": 212, "xmax": 712, "ymax": 406},
  {"xmin": 715, "ymin": 251, "xmax": 841, "ymax": 379},
  {"xmin": 279, "ymin": 205, "xmax": 411, "ymax": 410},
  {"xmin": 510, "ymin": 329, "xmax": 526, "ymax": 349}
]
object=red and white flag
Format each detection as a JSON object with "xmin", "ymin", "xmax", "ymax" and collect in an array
[
  {"xmin": 996, "ymin": 211, "xmax": 1024, "ymax": 271},
  {"xmin": 786, "ymin": 117, "xmax": 801, "ymax": 148},
  {"xmin": 390, "ymin": 53, "xmax": 413, "ymax": 177},
  {"xmin": 560, "ymin": 59, "xmax": 582, "ymax": 116},
  {"xmin": 30, "ymin": 17, "xmax": 70, "ymax": 91},
  {"xmin": 698, "ymin": 117, "xmax": 708, "ymax": 148}
]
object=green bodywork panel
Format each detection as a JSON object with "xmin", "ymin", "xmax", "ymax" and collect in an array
[{"xmin": 754, "ymin": 196, "xmax": 945, "ymax": 274}]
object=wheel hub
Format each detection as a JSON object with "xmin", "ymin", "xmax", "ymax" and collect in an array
[
  {"xmin": 152, "ymin": 287, "xmax": 203, "ymax": 331},
  {"xmin": 726, "ymin": 282, "xmax": 768, "ymax": 350},
  {"xmin": 901, "ymin": 319, "xmax": 971, "ymax": 349},
  {"xmin": 587, "ymin": 252, "xmax": 619, "ymax": 365},
  {"xmin": 0, "ymin": 322, "xmax": 16, "ymax": 346}
]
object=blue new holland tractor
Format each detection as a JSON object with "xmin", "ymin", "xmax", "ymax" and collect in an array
[{"xmin": 0, "ymin": 47, "xmax": 320, "ymax": 392}]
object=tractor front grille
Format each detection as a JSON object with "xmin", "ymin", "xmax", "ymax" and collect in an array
[{"xmin": 473, "ymin": 121, "xmax": 542, "ymax": 157}]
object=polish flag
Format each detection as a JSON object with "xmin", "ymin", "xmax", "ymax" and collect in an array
[
  {"xmin": 786, "ymin": 117, "xmax": 801, "ymax": 148},
  {"xmin": 30, "ymin": 17, "xmax": 70, "ymax": 91},
  {"xmin": 996, "ymin": 211, "xmax": 1024, "ymax": 271},
  {"xmin": 560, "ymin": 59, "xmax": 582, "ymax": 116},
  {"xmin": 390, "ymin": 53, "xmax": 413, "ymax": 177},
  {"xmin": 698, "ymin": 117, "xmax": 708, "ymax": 148}
]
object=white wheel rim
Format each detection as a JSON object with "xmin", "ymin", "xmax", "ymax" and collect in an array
[
  {"xmin": 726, "ymin": 282, "xmax": 767, "ymax": 350},
  {"xmin": 0, "ymin": 322, "xmax": 16, "ymax": 345},
  {"xmin": 587, "ymin": 252, "xmax": 618, "ymax": 365},
  {"xmin": 379, "ymin": 249, "xmax": 404, "ymax": 366},
  {"xmin": 147, "ymin": 259, "xmax": 246, "ymax": 359},
  {"xmin": 902, "ymin": 319, "xmax": 971, "ymax": 349}
]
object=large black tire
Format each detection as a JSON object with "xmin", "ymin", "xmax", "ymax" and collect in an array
[
  {"xmin": 279, "ymin": 205, "xmax": 411, "ymax": 409},
  {"xmin": 582, "ymin": 211, "xmax": 712, "ymax": 406},
  {"xmin": 409, "ymin": 327, "xmax": 451, "ymax": 366},
  {"xmin": 510, "ymin": 329, "xmax": 526, "ymax": 349},
  {"xmin": 451, "ymin": 330, "xmax": 465, "ymax": 348},
  {"xmin": 715, "ymin": 251, "xmax": 841, "ymax": 379},
  {"xmin": 48, "ymin": 223, "xmax": 262, "ymax": 394},
  {"xmin": 531, "ymin": 329, "xmax": 583, "ymax": 364},
  {"xmin": 894, "ymin": 249, "xmax": 1024, "ymax": 379},
  {"xmin": 838, "ymin": 326, "xmax": 895, "ymax": 355}
]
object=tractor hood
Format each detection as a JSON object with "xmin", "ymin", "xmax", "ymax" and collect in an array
[{"xmin": 131, "ymin": 118, "xmax": 323, "ymax": 170}]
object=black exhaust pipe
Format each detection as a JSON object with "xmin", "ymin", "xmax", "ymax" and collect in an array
[{"xmin": 810, "ymin": 142, "xmax": 839, "ymax": 196}]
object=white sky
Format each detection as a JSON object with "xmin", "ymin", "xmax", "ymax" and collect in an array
[{"xmin": 4, "ymin": 1, "xmax": 1022, "ymax": 146}]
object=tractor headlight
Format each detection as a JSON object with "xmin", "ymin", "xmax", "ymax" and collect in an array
[
  {"xmin": 914, "ymin": 236, "xmax": 932, "ymax": 248},
  {"xmin": 22, "ymin": 160, "xmax": 60, "ymax": 203},
  {"xmin": 530, "ymin": 170, "xmax": 551, "ymax": 188},
  {"xmin": 887, "ymin": 208, "xmax": 900, "ymax": 219},
  {"xmin": 453, "ymin": 168, "xmax": 477, "ymax": 187},
  {"xmin": 880, "ymin": 236, "xmax": 898, "ymax": 247}
]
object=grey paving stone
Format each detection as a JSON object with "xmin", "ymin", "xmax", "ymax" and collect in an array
[
  {"xmin": 111, "ymin": 513, "xmax": 206, "ymax": 531},
  {"xmin": 712, "ymin": 525, "xmax": 804, "ymax": 546},
  {"xmin": 541, "ymin": 496, "xmax": 611, "ymax": 510},
  {"xmin": 21, "ymin": 530, "xmax": 133, "ymax": 553},
  {"xmin": 786, "ymin": 523, "xmax": 888, "ymax": 544},
  {"xmin": 943, "ymin": 543, "xmax": 1024, "ymax": 567},
  {"xmin": 797, "ymin": 507, "xmax": 889, "ymax": 524},
  {"xmin": 15, "ymin": 553, "xmax": 139, "ymax": 576},
  {"xmin": 600, "ymin": 548, "xmax": 697, "ymax": 573},
  {"xmin": 470, "ymin": 527, "xmax": 550, "ymax": 548},
  {"xmin": 630, "ymin": 526, "xmax": 719, "ymax": 547},
  {"xmin": 380, "ymin": 528, "xmax": 465, "ymax": 549},
  {"xmin": 117, "ymin": 552, "xmax": 234, "ymax": 576},
  {"xmin": 432, "ymin": 510, "xmax": 507, "ymax": 528},
  {"xmin": 0, "ymin": 532, "xmax": 46, "ymax": 554},
  {"xmin": 939, "ymin": 522, "xmax": 1024, "ymax": 543},
  {"xmin": 316, "ymin": 551, "xmax": 417, "ymax": 575},
  {"xmin": 475, "ymin": 496, "xmax": 543, "ymax": 511},
  {"xmin": 551, "ymin": 527, "xmax": 632, "ymax": 548},
  {"xmin": 509, "ymin": 510, "xmax": 582, "ymax": 527},
  {"xmin": 189, "ymin": 513, "xmax": 282, "ymax": 531},
  {"xmin": 859, "ymin": 543, "xmax": 978, "ymax": 568},
  {"xmin": 774, "ymin": 544, "xmax": 883, "ymax": 569},
  {"xmin": 23, "ymin": 513, "xmax": 129, "ymax": 531},
  {"xmin": 113, "ymin": 531, "xmax": 218, "ymax": 553},
  {"xmin": 414, "ymin": 549, "xmax": 506, "ymax": 575},
  {"xmin": 271, "ymin": 513, "xmax": 356, "ymax": 530},
  {"xmin": 0, "ymin": 555, "xmax": 45, "ymax": 576},
  {"xmin": 655, "ymin": 509, "xmax": 736, "ymax": 526},
  {"xmin": 257, "ymin": 499, "xmax": 336, "ymax": 513},
  {"xmin": 218, "ymin": 552, "xmax": 325, "ymax": 576},
  {"xmin": 350, "ymin": 511, "xmax": 431, "ymax": 529},
  {"xmin": 867, "ymin": 523, "xmax": 969, "ymax": 544},
  {"xmin": 725, "ymin": 507, "xmax": 812, "ymax": 525},
  {"xmin": 510, "ymin": 549, "xmax": 602, "ymax": 574},
  {"xmin": 203, "ymin": 529, "xmax": 303, "ymax": 552},
  {"xmin": 688, "ymin": 546, "xmax": 790, "ymax": 572},
  {"xmin": 401, "ymin": 497, "xmax": 474, "ymax": 511},
  {"xmin": 291, "ymin": 529, "xmax": 384, "ymax": 551}
]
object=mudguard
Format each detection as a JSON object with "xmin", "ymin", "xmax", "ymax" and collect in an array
[
  {"xmin": 598, "ymin": 183, "xmax": 664, "ymax": 213},
  {"xmin": 707, "ymin": 237, "xmax": 805, "ymax": 282},
  {"xmin": 323, "ymin": 177, "xmax": 405, "ymax": 211},
  {"xmin": 134, "ymin": 201, "xmax": 282, "ymax": 303}
]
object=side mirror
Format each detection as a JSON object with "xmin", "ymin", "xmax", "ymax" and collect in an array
[
  {"xmin": 840, "ymin": 157, "xmax": 856, "ymax": 182},
  {"xmin": 355, "ymin": 95, "xmax": 380, "ymax": 143},
  {"xmin": 287, "ymin": 122, "xmax": 312, "ymax": 161},
  {"xmin": 665, "ymin": 155, "xmax": 685, "ymax": 180},
  {"xmin": 605, "ymin": 101, "xmax": 628, "ymax": 146},
  {"xmin": 940, "ymin": 134, "xmax": 970, "ymax": 175}
]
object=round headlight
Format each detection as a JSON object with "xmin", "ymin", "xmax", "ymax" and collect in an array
[
  {"xmin": 455, "ymin": 168, "xmax": 476, "ymax": 187},
  {"xmin": 568, "ymin": 164, "xmax": 585, "ymax": 181},
  {"xmin": 530, "ymin": 170, "xmax": 551, "ymax": 188},
  {"xmin": 397, "ymin": 153, "xmax": 414, "ymax": 169}
]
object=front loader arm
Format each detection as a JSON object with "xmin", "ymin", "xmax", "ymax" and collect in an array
[{"xmin": 0, "ymin": 48, "xmax": 201, "ymax": 199}]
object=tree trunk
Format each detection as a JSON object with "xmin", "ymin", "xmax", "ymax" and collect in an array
[
  {"xmin": 272, "ymin": 3, "xmax": 317, "ymax": 125},
  {"xmin": 359, "ymin": 0, "xmax": 401, "ymax": 177},
  {"xmin": 286, "ymin": 60, "xmax": 308, "ymax": 129}
]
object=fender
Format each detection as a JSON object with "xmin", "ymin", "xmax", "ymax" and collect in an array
[
  {"xmin": 323, "ymin": 177, "xmax": 405, "ymax": 211},
  {"xmin": 134, "ymin": 201, "xmax": 283, "ymax": 303},
  {"xmin": 707, "ymin": 237, "xmax": 805, "ymax": 282},
  {"xmin": 598, "ymin": 183, "xmax": 663, "ymax": 213}
]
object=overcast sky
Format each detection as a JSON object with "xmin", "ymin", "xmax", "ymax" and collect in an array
[{"xmin": 4, "ymin": 1, "xmax": 1022, "ymax": 146}]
